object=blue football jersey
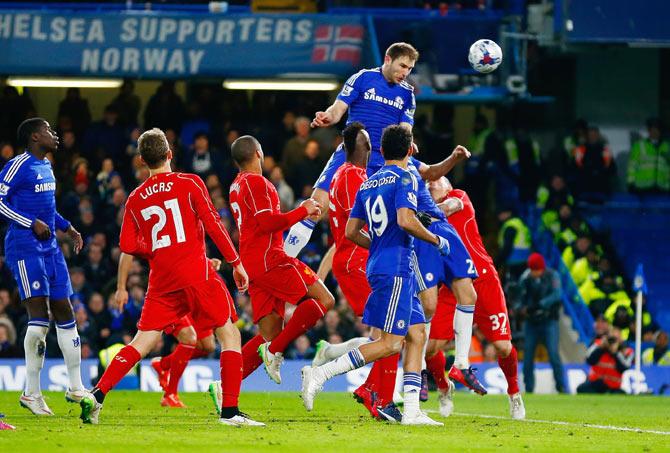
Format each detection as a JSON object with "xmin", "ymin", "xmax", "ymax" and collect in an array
[
  {"xmin": 337, "ymin": 67, "xmax": 416, "ymax": 161},
  {"xmin": 350, "ymin": 164, "xmax": 418, "ymax": 277},
  {"xmin": 0, "ymin": 152, "xmax": 70, "ymax": 256},
  {"xmin": 407, "ymin": 157, "xmax": 446, "ymax": 221}
]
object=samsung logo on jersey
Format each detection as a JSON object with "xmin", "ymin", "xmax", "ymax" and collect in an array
[
  {"xmin": 360, "ymin": 175, "xmax": 396, "ymax": 190},
  {"xmin": 363, "ymin": 88, "xmax": 404, "ymax": 109},
  {"xmin": 34, "ymin": 182, "xmax": 56, "ymax": 192}
]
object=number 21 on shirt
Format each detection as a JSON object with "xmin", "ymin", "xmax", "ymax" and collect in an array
[{"xmin": 140, "ymin": 198, "xmax": 186, "ymax": 250}]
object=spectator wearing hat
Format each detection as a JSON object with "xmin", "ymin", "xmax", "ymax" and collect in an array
[{"xmin": 517, "ymin": 253, "xmax": 565, "ymax": 393}]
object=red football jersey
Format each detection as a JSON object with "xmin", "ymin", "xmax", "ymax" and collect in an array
[
  {"xmin": 229, "ymin": 171, "xmax": 286, "ymax": 279},
  {"xmin": 120, "ymin": 172, "xmax": 239, "ymax": 295},
  {"xmin": 329, "ymin": 162, "xmax": 368, "ymax": 273},
  {"xmin": 444, "ymin": 189, "xmax": 496, "ymax": 279}
]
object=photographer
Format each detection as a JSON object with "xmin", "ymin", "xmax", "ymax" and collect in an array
[
  {"xmin": 518, "ymin": 253, "xmax": 565, "ymax": 393},
  {"xmin": 577, "ymin": 328, "xmax": 633, "ymax": 394}
]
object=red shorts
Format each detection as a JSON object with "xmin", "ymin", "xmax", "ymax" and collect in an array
[
  {"xmin": 248, "ymin": 256, "xmax": 319, "ymax": 323},
  {"xmin": 333, "ymin": 265, "xmax": 370, "ymax": 317},
  {"xmin": 430, "ymin": 274, "xmax": 511, "ymax": 342},
  {"xmin": 138, "ymin": 276, "xmax": 235, "ymax": 334}
]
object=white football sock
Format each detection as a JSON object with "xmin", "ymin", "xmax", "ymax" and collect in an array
[
  {"xmin": 320, "ymin": 348, "xmax": 365, "ymax": 380},
  {"xmin": 403, "ymin": 372, "xmax": 422, "ymax": 417},
  {"xmin": 56, "ymin": 321, "xmax": 84, "ymax": 391},
  {"xmin": 24, "ymin": 324, "xmax": 48, "ymax": 396},
  {"xmin": 322, "ymin": 337, "xmax": 369, "ymax": 361},
  {"xmin": 284, "ymin": 219, "xmax": 316, "ymax": 258},
  {"xmin": 454, "ymin": 305, "xmax": 475, "ymax": 369}
]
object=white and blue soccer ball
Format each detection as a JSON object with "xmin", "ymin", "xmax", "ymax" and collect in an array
[{"xmin": 468, "ymin": 39, "xmax": 503, "ymax": 74}]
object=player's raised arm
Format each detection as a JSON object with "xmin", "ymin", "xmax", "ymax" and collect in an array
[
  {"xmin": 256, "ymin": 198, "xmax": 321, "ymax": 234},
  {"xmin": 417, "ymin": 145, "xmax": 471, "ymax": 182}
]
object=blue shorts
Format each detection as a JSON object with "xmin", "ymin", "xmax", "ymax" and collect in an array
[
  {"xmin": 414, "ymin": 220, "xmax": 478, "ymax": 291},
  {"xmin": 363, "ymin": 274, "xmax": 425, "ymax": 336},
  {"xmin": 6, "ymin": 250, "xmax": 73, "ymax": 301},
  {"xmin": 313, "ymin": 144, "xmax": 385, "ymax": 191}
]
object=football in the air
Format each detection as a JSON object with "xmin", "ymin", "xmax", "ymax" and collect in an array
[{"xmin": 468, "ymin": 39, "xmax": 503, "ymax": 73}]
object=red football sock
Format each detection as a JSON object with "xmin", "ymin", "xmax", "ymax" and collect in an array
[
  {"xmin": 498, "ymin": 346, "xmax": 520, "ymax": 395},
  {"xmin": 166, "ymin": 344, "xmax": 196, "ymax": 395},
  {"xmin": 426, "ymin": 350, "xmax": 449, "ymax": 391},
  {"xmin": 159, "ymin": 350, "xmax": 174, "ymax": 371},
  {"xmin": 220, "ymin": 350, "xmax": 242, "ymax": 408},
  {"xmin": 268, "ymin": 299, "xmax": 326, "ymax": 354},
  {"xmin": 376, "ymin": 353, "xmax": 399, "ymax": 406},
  {"xmin": 190, "ymin": 347, "xmax": 210, "ymax": 360},
  {"xmin": 361, "ymin": 360, "xmax": 382, "ymax": 393},
  {"xmin": 97, "ymin": 345, "xmax": 141, "ymax": 394},
  {"xmin": 242, "ymin": 334, "xmax": 265, "ymax": 379}
]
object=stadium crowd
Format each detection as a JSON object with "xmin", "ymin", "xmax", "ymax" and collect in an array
[{"xmin": 0, "ymin": 82, "xmax": 667, "ymax": 374}]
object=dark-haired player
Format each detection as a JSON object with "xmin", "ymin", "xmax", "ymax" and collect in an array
[{"xmin": 0, "ymin": 118, "xmax": 85, "ymax": 415}]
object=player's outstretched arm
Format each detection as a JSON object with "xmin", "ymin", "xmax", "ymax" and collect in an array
[
  {"xmin": 345, "ymin": 217, "xmax": 371, "ymax": 250},
  {"xmin": 437, "ymin": 198, "xmax": 465, "ymax": 218},
  {"xmin": 418, "ymin": 145, "xmax": 471, "ymax": 182},
  {"xmin": 311, "ymin": 100, "xmax": 348, "ymax": 128},
  {"xmin": 256, "ymin": 199, "xmax": 321, "ymax": 234}
]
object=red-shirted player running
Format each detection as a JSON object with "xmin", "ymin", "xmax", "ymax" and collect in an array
[
  {"xmin": 79, "ymin": 128, "xmax": 263, "ymax": 427},
  {"xmin": 228, "ymin": 135, "xmax": 335, "ymax": 384},
  {"xmin": 425, "ymin": 177, "xmax": 525, "ymax": 420}
]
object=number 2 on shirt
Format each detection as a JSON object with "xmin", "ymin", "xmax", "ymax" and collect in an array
[{"xmin": 140, "ymin": 198, "xmax": 186, "ymax": 251}]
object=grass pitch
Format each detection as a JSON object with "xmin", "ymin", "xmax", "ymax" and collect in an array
[{"xmin": 0, "ymin": 391, "xmax": 668, "ymax": 452}]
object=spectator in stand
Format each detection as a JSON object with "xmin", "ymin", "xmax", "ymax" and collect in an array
[
  {"xmin": 571, "ymin": 126, "xmax": 615, "ymax": 199},
  {"xmin": 69, "ymin": 267, "xmax": 93, "ymax": 307},
  {"xmin": 517, "ymin": 253, "xmax": 565, "ymax": 393},
  {"xmin": 0, "ymin": 320, "xmax": 19, "ymax": 358},
  {"xmin": 87, "ymin": 292, "xmax": 112, "ymax": 351},
  {"xmin": 0, "ymin": 86, "xmax": 34, "ymax": 143},
  {"xmin": 282, "ymin": 116, "xmax": 311, "ymax": 182},
  {"xmin": 144, "ymin": 81, "xmax": 185, "ymax": 133},
  {"xmin": 180, "ymin": 100, "xmax": 211, "ymax": 150},
  {"xmin": 507, "ymin": 127, "xmax": 542, "ymax": 204},
  {"xmin": 75, "ymin": 304, "xmax": 98, "ymax": 353},
  {"xmin": 82, "ymin": 104, "xmax": 126, "ymax": 163},
  {"xmin": 110, "ymin": 80, "xmax": 141, "ymax": 128},
  {"xmin": 579, "ymin": 268, "xmax": 629, "ymax": 318},
  {"xmin": 0, "ymin": 141, "xmax": 14, "ymax": 168},
  {"xmin": 496, "ymin": 207, "xmax": 532, "ymax": 280},
  {"xmin": 577, "ymin": 328, "xmax": 632, "ymax": 394},
  {"xmin": 291, "ymin": 139, "xmax": 324, "ymax": 198},
  {"xmin": 96, "ymin": 159, "xmax": 115, "ymax": 198},
  {"xmin": 57, "ymin": 88, "xmax": 91, "ymax": 138},
  {"xmin": 642, "ymin": 331, "xmax": 670, "ymax": 366},
  {"xmin": 269, "ymin": 166, "xmax": 295, "ymax": 211},
  {"xmin": 627, "ymin": 118, "xmax": 669, "ymax": 194},
  {"xmin": 55, "ymin": 130, "xmax": 81, "ymax": 188},
  {"xmin": 286, "ymin": 334, "xmax": 315, "ymax": 360},
  {"xmin": 83, "ymin": 243, "xmax": 112, "ymax": 291},
  {"xmin": 184, "ymin": 131, "xmax": 224, "ymax": 181}
]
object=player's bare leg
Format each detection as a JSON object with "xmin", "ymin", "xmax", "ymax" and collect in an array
[
  {"xmin": 212, "ymin": 320, "xmax": 264, "ymax": 426},
  {"xmin": 493, "ymin": 339, "xmax": 524, "ymax": 419},
  {"xmin": 80, "ymin": 330, "xmax": 162, "ymax": 424},
  {"xmin": 260, "ymin": 280, "xmax": 334, "ymax": 384},
  {"xmin": 284, "ymin": 188, "xmax": 329, "ymax": 257},
  {"xmin": 448, "ymin": 278, "xmax": 487, "ymax": 395},
  {"xmin": 425, "ymin": 338, "xmax": 455, "ymax": 417},
  {"xmin": 316, "ymin": 244, "xmax": 335, "ymax": 281},
  {"xmin": 21, "ymin": 297, "xmax": 54, "ymax": 415}
]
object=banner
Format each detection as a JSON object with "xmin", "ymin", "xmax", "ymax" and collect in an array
[
  {"xmin": 1, "ymin": 359, "xmax": 669, "ymax": 395},
  {"xmin": 0, "ymin": 11, "xmax": 367, "ymax": 77}
]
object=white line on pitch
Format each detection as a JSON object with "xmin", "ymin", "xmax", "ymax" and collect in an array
[{"xmin": 424, "ymin": 410, "xmax": 670, "ymax": 436}]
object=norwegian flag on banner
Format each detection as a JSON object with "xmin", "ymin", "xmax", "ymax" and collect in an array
[{"xmin": 312, "ymin": 24, "xmax": 364, "ymax": 65}]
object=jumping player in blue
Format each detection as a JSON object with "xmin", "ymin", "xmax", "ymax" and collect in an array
[
  {"xmin": 0, "ymin": 118, "xmax": 85, "ymax": 415},
  {"xmin": 284, "ymin": 42, "xmax": 418, "ymax": 257},
  {"xmin": 301, "ymin": 125, "xmax": 446, "ymax": 426}
]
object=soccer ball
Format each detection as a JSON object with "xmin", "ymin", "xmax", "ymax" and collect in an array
[{"xmin": 468, "ymin": 39, "xmax": 503, "ymax": 74}]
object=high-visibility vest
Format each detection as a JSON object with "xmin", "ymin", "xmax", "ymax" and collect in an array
[
  {"xmin": 468, "ymin": 128, "xmax": 493, "ymax": 158},
  {"xmin": 498, "ymin": 217, "xmax": 531, "ymax": 265},
  {"xmin": 570, "ymin": 257, "xmax": 596, "ymax": 286},
  {"xmin": 588, "ymin": 339, "xmax": 631, "ymax": 389},
  {"xmin": 504, "ymin": 138, "xmax": 540, "ymax": 173},
  {"xmin": 627, "ymin": 139, "xmax": 670, "ymax": 191},
  {"xmin": 642, "ymin": 347, "xmax": 670, "ymax": 366}
]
